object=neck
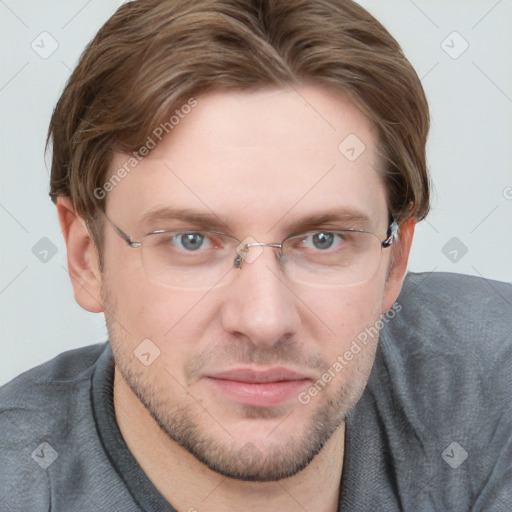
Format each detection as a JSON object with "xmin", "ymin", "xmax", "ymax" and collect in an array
[{"xmin": 113, "ymin": 366, "xmax": 345, "ymax": 512}]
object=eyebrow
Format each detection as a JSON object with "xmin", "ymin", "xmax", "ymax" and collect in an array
[
  {"xmin": 140, "ymin": 207, "xmax": 229, "ymax": 232},
  {"xmin": 138, "ymin": 206, "xmax": 374, "ymax": 234},
  {"xmin": 284, "ymin": 210, "xmax": 373, "ymax": 233}
]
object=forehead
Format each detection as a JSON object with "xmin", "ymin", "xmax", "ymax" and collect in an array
[{"xmin": 108, "ymin": 86, "xmax": 388, "ymax": 234}]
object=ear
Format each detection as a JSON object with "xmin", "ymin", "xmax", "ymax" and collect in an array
[
  {"xmin": 382, "ymin": 218, "xmax": 416, "ymax": 313},
  {"xmin": 56, "ymin": 197, "xmax": 104, "ymax": 313}
]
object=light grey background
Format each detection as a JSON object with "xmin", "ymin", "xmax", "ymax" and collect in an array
[{"xmin": 1, "ymin": 0, "xmax": 511, "ymax": 386}]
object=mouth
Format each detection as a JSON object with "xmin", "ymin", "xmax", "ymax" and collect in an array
[{"xmin": 203, "ymin": 368, "xmax": 313, "ymax": 407}]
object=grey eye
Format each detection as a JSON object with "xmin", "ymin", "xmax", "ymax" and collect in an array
[
  {"xmin": 311, "ymin": 232, "xmax": 335, "ymax": 250},
  {"xmin": 178, "ymin": 233, "xmax": 205, "ymax": 251}
]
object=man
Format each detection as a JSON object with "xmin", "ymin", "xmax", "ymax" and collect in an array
[{"xmin": 1, "ymin": 0, "xmax": 510, "ymax": 510}]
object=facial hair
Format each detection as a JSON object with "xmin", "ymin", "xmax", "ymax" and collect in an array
[{"xmin": 104, "ymin": 286, "xmax": 379, "ymax": 482}]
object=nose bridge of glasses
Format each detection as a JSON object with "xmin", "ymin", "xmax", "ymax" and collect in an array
[
  {"xmin": 246, "ymin": 242, "xmax": 282, "ymax": 250},
  {"xmin": 233, "ymin": 241, "xmax": 284, "ymax": 269}
]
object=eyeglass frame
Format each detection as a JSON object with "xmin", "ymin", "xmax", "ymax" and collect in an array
[{"xmin": 102, "ymin": 211, "xmax": 399, "ymax": 274}]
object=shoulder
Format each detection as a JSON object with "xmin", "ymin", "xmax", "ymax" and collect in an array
[
  {"xmin": 0, "ymin": 341, "xmax": 107, "ymax": 412},
  {"xmin": 399, "ymin": 270, "xmax": 512, "ymax": 315},
  {"xmin": 385, "ymin": 271, "xmax": 512, "ymax": 368},
  {"xmin": 376, "ymin": 272, "xmax": 512, "ymax": 509},
  {"xmin": 0, "ymin": 342, "xmax": 108, "ymax": 508},
  {"xmin": 381, "ymin": 271, "xmax": 512, "ymax": 410}
]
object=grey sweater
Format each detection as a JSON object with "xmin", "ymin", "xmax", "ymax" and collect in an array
[{"xmin": 1, "ymin": 272, "xmax": 511, "ymax": 511}]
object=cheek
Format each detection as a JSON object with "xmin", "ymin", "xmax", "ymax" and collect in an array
[
  {"xmin": 103, "ymin": 261, "xmax": 223, "ymax": 364},
  {"xmin": 300, "ymin": 281, "xmax": 385, "ymax": 360}
]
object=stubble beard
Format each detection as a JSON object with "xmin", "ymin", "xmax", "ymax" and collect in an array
[{"xmin": 104, "ymin": 290, "xmax": 379, "ymax": 482}]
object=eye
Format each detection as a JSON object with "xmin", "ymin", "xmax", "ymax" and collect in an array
[
  {"xmin": 174, "ymin": 232, "xmax": 210, "ymax": 251},
  {"xmin": 303, "ymin": 232, "xmax": 343, "ymax": 251}
]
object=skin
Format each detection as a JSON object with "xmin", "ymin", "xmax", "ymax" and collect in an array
[{"xmin": 58, "ymin": 85, "xmax": 415, "ymax": 512}]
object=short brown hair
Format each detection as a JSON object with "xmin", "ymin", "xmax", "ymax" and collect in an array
[{"xmin": 47, "ymin": 0, "xmax": 430, "ymax": 251}]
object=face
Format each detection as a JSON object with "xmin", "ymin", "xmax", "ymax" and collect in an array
[{"xmin": 91, "ymin": 86, "xmax": 407, "ymax": 481}]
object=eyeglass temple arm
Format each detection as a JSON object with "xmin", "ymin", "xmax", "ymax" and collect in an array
[
  {"xmin": 103, "ymin": 213, "xmax": 141, "ymax": 248},
  {"xmin": 382, "ymin": 221, "xmax": 399, "ymax": 248}
]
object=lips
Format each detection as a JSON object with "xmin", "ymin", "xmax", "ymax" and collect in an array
[
  {"xmin": 203, "ymin": 367, "xmax": 313, "ymax": 407},
  {"xmin": 209, "ymin": 368, "xmax": 311, "ymax": 383}
]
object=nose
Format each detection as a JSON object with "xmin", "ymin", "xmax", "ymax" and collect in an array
[{"xmin": 220, "ymin": 247, "xmax": 300, "ymax": 349}]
